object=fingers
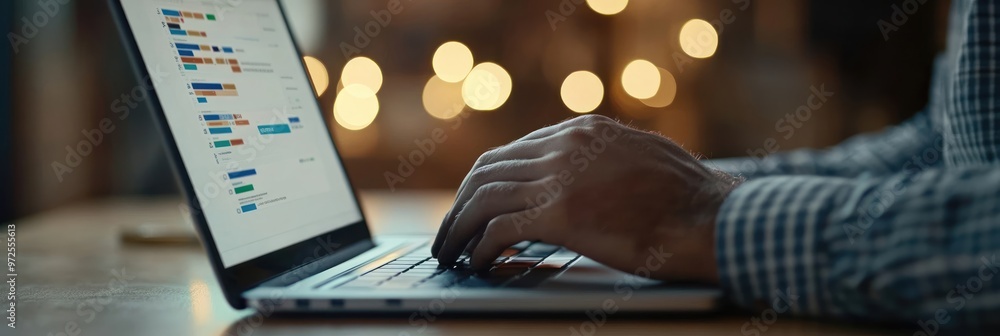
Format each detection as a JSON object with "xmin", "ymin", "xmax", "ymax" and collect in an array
[
  {"xmin": 436, "ymin": 179, "xmax": 552, "ymax": 265},
  {"xmin": 432, "ymin": 155, "xmax": 553, "ymax": 256},
  {"xmin": 469, "ymin": 208, "xmax": 560, "ymax": 270}
]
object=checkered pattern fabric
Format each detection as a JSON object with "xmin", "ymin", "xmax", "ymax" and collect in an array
[{"xmin": 708, "ymin": 0, "xmax": 1000, "ymax": 328}]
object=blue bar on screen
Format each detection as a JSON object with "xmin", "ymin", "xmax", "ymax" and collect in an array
[
  {"xmin": 191, "ymin": 83, "xmax": 223, "ymax": 90},
  {"xmin": 240, "ymin": 203, "xmax": 257, "ymax": 213},
  {"xmin": 176, "ymin": 43, "xmax": 200, "ymax": 50},
  {"xmin": 208, "ymin": 127, "xmax": 232, "ymax": 134},
  {"xmin": 197, "ymin": 97, "xmax": 208, "ymax": 104},
  {"xmin": 223, "ymin": 47, "xmax": 234, "ymax": 53},
  {"xmin": 178, "ymin": 50, "xmax": 194, "ymax": 57},
  {"xmin": 288, "ymin": 117, "xmax": 300, "ymax": 123},
  {"xmin": 162, "ymin": 9, "xmax": 181, "ymax": 17},
  {"xmin": 257, "ymin": 124, "xmax": 291, "ymax": 135},
  {"xmin": 228, "ymin": 169, "xmax": 258, "ymax": 179},
  {"xmin": 170, "ymin": 29, "xmax": 187, "ymax": 36}
]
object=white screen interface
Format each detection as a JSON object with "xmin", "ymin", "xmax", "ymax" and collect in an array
[{"xmin": 120, "ymin": 0, "xmax": 362, "ymax": 267}]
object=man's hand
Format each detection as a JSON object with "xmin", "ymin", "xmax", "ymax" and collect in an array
[{"xmin": 431, "ymin": 115, "xmax": 741, "ymax": 283}]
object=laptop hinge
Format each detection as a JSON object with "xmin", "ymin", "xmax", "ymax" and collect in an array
[{"xmin": 254, "ymin": 239, "xmax": 375, "ymax": 288}]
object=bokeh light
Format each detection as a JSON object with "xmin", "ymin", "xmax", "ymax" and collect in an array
[
  {"xmin": 423, "ymin": 75, "xmax": 466, "ymax": 119},
  {"xmin": 302, "ymin": 56, "xmax": 329, "ymax": 96},
  {"xmin": 333, "ymin": 84, "xmax": 379, "ymax": 130},
  {"xmin": 640, "ymin": 67, "xmax": 677, "ymax": 108},
  {"xmin": 341, "ymin": 56, "xmax": 383, "ymax": 93},
  {"xmin": 462, "ymin": 62, "xmax": 512, "ymax": 111},
  {"xmin": 560, "ymin": 71, "xmax": 604, "ymax": 114},
  {"xmin": 679, "ymin": 19, "xmax": 719, "ymax": 59},
  {"xmin": 621, "ymin": 59, "xmax": 660, "ymax": 100},
  {"xmin": 586, "ymin": 0, "xmax": 628, "ymax": 15},
  {"xmin": 432, "ymin": 41, "xmax": 474, "ymax": 83}
]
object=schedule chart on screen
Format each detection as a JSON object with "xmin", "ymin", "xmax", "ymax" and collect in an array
[{"xmin": 120, "ymin": 0, "xmax": 362, "ymax": 267}]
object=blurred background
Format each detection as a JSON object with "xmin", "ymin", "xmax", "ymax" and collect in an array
[{"xmin": 2, "ymin": 0, "xmax": 948, "ymax": 222}]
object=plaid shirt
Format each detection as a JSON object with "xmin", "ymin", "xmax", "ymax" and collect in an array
[{"xmin": 708, "ymin": 0, "xmax": 1000, "ymax": 328}]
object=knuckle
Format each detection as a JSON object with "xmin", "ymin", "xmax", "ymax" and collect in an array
[
  {"xmin": 564, "ymin": 126, "xmax": 597, "ymax": 143},
  {"xmin": 475, "ymin": 148, "xmax": 500, "ymax": 165},
  {"xmin": 484, "ymin": 215, "xmax": 508, "ymax": 237},
  {"xmin": 468, "ymin": 164, "xmax": 496, "ymax": 185},
  {"xmin": 573, "ymin": 114, "xmax": 611, "ymax": 125},
  {"xmin": 472, "ymin": 181, "xmax": 512, "ymax": 202}
]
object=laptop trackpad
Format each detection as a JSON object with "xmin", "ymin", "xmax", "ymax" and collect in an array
[{"xmin": 535, "ymin": 257, "xmax": 661, "ymax": 290}]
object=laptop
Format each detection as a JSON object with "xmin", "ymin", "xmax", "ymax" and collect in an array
[{"xmin": 109, "ymin": 0, "xmax": 720, "ymax": 313}]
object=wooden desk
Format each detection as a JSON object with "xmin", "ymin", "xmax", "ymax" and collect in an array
[{"xmin": 13, "ymin": 191, "xmax": 898, "ymax": 335}]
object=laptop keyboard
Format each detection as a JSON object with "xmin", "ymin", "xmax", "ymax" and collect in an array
[{"xmin": 327, "ymin": 241, "xmax": 580, "ymax": 290}]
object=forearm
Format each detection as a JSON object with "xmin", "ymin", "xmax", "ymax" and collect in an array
[{"xmin": 716, "ymin": 167, "xmax": 1000, "ymax": 328}]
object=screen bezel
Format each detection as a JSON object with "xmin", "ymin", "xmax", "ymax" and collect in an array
[{"xmin": 108, "ymin": 0, "xmax": 373, "ymax": 309}]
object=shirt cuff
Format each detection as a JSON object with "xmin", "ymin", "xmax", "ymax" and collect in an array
[{"xmin": 715, "ymin": 175, "xmax": 855, "ymax": 316}]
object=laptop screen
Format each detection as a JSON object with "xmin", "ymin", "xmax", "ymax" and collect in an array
[{"xmin": 119, "ymin": 0, "xmax": 363, "ymax": 267}]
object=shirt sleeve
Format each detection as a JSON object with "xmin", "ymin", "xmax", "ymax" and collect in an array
[
  {"xmin": 715, "ymin": 166, "xmax": 1000, "ymax": 328},
  {"xmin": 706, "ymin": 111, "xmax": 940, "ymax": 179}
]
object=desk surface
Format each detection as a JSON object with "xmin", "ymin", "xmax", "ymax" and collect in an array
[{"xmin": 14, "ymin": 191, "xmax": 899, "ymax": 335}]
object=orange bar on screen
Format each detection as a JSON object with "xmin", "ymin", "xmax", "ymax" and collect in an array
[
  {"xmin": 230, "ymin": 139, "xmax": 245, "ymax": 146},
  {"xmin": 182, "ymin": 12, "xmax": 193, "ymax": 18},
  {"xmin": 235, "ymin": 120, "xmax": 250, "ymax": 126},
  {"xmin": 232, "ymin": 66, "xmax": 242, "ymax": 73},
  {"xmin": 222, "ymin": 84, "xmax": 236, "ymax": 90},
  {"xmin": 203, "ymin": 58, "xmax": 213, "ymax": 64},
  {"xmin": 194, "ymin": 13, "xmax": 205, "ymax": 19},
  {"xmin": 200, "ymin": 45, "xmax": 210, "ymax": 51},
  {"xmin": 206, "ymin": 121, "xmax": 228, "ymax": 126},
  {"xmin": 180, "ymin": 57, "xmax": 202, "ymax": 64}
]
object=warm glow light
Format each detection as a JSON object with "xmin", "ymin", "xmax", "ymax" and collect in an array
[
  {"xmin": 679, "ymin": 19, "xmax": 719, "ymax": 59},
  {"xmin": 641, "ymin": 67, "xmax": 677, "ymax": 108},
  {"xmin": 334, "ymin": 84, "xmax": 379, "ymax": 130},
  {"xmin": 189, "ymin": 279, "xmax": 211, "ymax": 325},
  {"xmin": 586, "ymin": 0, "xmax": 628, "ymax": 15},
  {"xmin": 423, "ymin": 75, "xmax": 466, "ymax": 119},
  {"xmin": 433, "ymin": 41, "xmax": 474, "ymax": 83},
  {"xmin": 561, "ymin": 71, "xmax": 604, "ymax": 113},
  {"xmin": 462, "ymin": 62, "xmax": 512, "ymax": 111},
  {"xmin": 303, "ymin": 56, "xmax": 329, "ymax": 96},
  {"xmin": 341, "ymin": 56, "xmax": 383, "ymax": 93},
  {"xmin": 622, "ymin": 59, "xmax": 660, "ymax": 100}
]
